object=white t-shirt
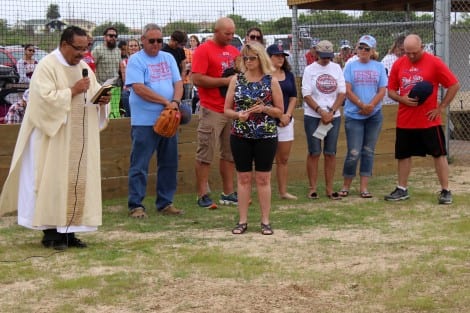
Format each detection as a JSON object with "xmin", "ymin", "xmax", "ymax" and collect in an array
[{"xmin": 302, "ymin": 61, "xmax": 346, "ymax": 118}]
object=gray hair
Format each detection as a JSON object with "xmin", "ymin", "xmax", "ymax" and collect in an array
[{"xmin": 142, "ymin": 23, "xmax": 162, "ymax": 36}]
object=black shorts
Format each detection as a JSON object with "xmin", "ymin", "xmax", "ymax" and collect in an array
[
  {"xmin": 395, "ymin": 126, "xmax": 447, "ymax": 159},
  {"xmin": 230, "ymin": 135, "xmax": 278, "ymax": 172}
]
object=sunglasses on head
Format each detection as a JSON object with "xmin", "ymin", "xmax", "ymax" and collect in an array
[
  {"xmin": 243, "ymin": 55, "xmax": 258, "ymax": 61},
  {"xmin": 357, "ymin": 45, "xmax": 371, "ymax": 52},
  {"xmin": 249, "ymin": 34, "xmax": 261, "ymax": 41},
  {"xmin": 148, "ymin": 38, "xmax": 163, "ymax": 44}
]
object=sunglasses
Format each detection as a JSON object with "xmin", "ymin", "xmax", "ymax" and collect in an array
[
  {"xmin": 148, "ymin": 38, "xmax": 163, "ymax": 44},
  {"xmin": 27, "ymin": 49, "xmax": 35, "ymax": 52},
  {"xmin": 249, "ymin": 34, "xmax": 261, "ymax": 41},
  {"xmin": 243, "ymin": 55, "xmax": 258, "ymax": 61},
  {"xmin": 67, "ymin": 42, "xmax": 88, "ymax": 52},
  {"xmin": 106, "ymin": 34, "xmax": 117, "ymax": 38},
  {"xmin": 357, "ymin": 45, "xmax": 371, "ymax": 52}
]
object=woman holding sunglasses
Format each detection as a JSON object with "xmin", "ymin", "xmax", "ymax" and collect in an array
[
  {"xmin": 224, "ymin": 42, "xmax": 283, "ymax": 235},
  {"xmin": 338, "ymin": 35, "xmax": 388, "ymax": 199},
  {"xmin": 17, "ymin": 44, "xmax": 38, "ymax": 84}
]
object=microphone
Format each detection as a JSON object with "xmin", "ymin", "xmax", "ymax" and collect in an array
[{"xmin": 82, "ymin": 68, "xmax": 88, "ymax": 104}]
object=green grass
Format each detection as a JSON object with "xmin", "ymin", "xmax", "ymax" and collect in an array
[{"xmin": 0, "ymin": 167, "xmax": 469, "ymax": 312}]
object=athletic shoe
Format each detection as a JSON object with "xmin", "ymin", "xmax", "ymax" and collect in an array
[
  {"xmin": 438, "ymin": 189, "xmax": 452, "ymax": 204},
  {"xmin": 219, "ymin": 192, "xmax": 238, "ymax": 205},
  {"xmin": 384, "ymin": 187, "xmax": 410, "ymax": 201},
  {"xmin": 197, "ymin": 194, "xmax": 218, "ymax": 209}
]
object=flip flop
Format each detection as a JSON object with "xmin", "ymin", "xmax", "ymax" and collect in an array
[
  {"xmin": 327, "ymin": 192, "xmax": 342, "ymax": 200},
  {"xmin": 308, "ymin": 192, "xmax": 319, "ymax": 199},
  {"xmin": 338, "ymin": 189, "xmax": 349, "ymax": 197},
  {"xmin": 360, "ymin": 191, "xmax": 373, "ymax": 198}
]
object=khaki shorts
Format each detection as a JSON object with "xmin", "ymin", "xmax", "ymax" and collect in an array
[{"xmin": 196, "ymin": 107, "xmax": 234, "ymax": 164}]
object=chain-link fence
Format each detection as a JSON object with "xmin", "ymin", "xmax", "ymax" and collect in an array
[
  {"xmin": 449, "ymin": 0, "xmax": 470, "ymax": 163},
  {"xmin": 0, "ymin": 0, "xmax": 469, "ymax": 161}
]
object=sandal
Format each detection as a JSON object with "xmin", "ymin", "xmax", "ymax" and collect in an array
[
  {"xmin": 260, "ymin": 223, "xmax": 274, "ymax": 235},
  {"xmin": 128, "ymin": 207, "xmax": 147, "ymax": 218},
  {"xmin": 232, "ymin": 223, "xmax": 248, "ymax": 235},
  {"xmin": 338, "ymin": 189, "xmax": 349, "ymax": 197},
  {"xmin": 360, "ymin": 191, "xmax": 373, "ymax": 198},
  {"xmin": 327, "ymin": 192, "xmax": 342, "ymax": 200},
  {"xmin": 308, "ymin": 192, "xmax": 319, "ymax": 199}
]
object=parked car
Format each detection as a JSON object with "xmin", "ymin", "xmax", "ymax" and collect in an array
[
  {"xmin": 0, "ymin": 64, "xmax": 19, "ymax": 88},
  {"xmin": 163, "ymin": 33, "xmax": 244, "ymax": 50}
]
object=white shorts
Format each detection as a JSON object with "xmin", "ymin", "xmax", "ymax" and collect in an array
[{"xmin": 277, "ymin": 118, "xmax": 294, "ymax": 142}]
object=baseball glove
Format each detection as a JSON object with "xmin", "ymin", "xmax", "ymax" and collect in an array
[{"xmin": 153, "ymin": 107, "xmax": 181, "ymax": 137}]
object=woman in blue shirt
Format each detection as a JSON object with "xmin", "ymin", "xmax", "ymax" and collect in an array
[{"xmin": 339, "ymin": 35, "xmax": 388, "ymax": 198}]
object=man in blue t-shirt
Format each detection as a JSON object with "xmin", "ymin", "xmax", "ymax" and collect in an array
[{"xmin": 125, "ymin": 23, "xmax": 183, "ymax": 218}]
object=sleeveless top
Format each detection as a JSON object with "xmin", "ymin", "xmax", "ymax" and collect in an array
[{"xmin": 231, "ymin": 73, "xmax": 278, "ymax": 139}]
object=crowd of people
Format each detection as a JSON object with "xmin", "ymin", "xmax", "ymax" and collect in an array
[{"xmin": 0, "ymin": 18, "xmax": 460, "ymax": 248}]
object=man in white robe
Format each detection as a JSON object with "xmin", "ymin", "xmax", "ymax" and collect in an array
[{"xmin": 0, "ymin": 26, "xmax": 110, "ymax": 250}]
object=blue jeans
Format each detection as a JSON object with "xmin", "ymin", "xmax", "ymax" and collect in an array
[
  {"xmin": 304, "ymin": 115, "xmax": 341, "ymax": 155},
  {"xmin": 342, "ymin": 111, "xmax": 383, "ymax": 178},
  {"xmin": 128, "ymin": 126, "xmax": 178, "ymax": 211},
  {"xmin": 121, "ymin": 88, "xmax": 131, "ymax": 117}
]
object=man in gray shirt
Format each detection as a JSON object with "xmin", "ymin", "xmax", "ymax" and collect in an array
[{"xmin": 92, "ymin": 27, "xmax": 121, "ymax": 85}]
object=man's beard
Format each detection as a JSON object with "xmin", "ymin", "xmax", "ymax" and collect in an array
[{"xmin": 107, "ymin": 41, "xmax": 116, "ymax": 49}]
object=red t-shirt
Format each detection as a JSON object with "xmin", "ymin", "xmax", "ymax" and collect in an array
[
  {"xmin": 305, "ymin": 51, "xmax": 317, "ymax": 65},
  {"xmin": 82, "ymin": 51, "xmax": 96, "ymax": 72},
  {"xmin": 191, "ymin": 40, "xmax": 240, "ymax": 113},
  {"xmin": 388, "ymin": 52, "xmax": 458, "ymax": 129}
]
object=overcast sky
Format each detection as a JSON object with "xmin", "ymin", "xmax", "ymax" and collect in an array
[{"xmin": 2, "ymin": 0, "xmax": 295, "ymax": 28}]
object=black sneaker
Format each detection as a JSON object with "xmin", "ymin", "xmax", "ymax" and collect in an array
[
  {"xmin": 438, "ymin": 189, "xmax": 452, "ymax": 205},
  {"xmin": 384, "ymin": 187, "xmax": 410, "ymax": 201}
]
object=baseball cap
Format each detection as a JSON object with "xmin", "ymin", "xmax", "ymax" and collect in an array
[
  {"xmin": 179, "ymin": 99, "xmax": 192, "ymax": 125},
  {"xmin": 358, "ymin": 35, "xmax": 377, "ymax": 48},
  {"xmin": 266, "ymin": 44, "xmax": 289, "ymax": 56},
  {"xmin": 311, "ymin": 37, "xmax": 321, "ymax": 48},
  {"xmin": 340, "ymin": 39, "xmax": 351, "ymax": 49},
  {"xmin": 408, "ymin": 81, "xmax": 433, "ymax": 105},
  {"xmin": 315, "ymin": 40, "xmax": 334, "ymax": 59}
]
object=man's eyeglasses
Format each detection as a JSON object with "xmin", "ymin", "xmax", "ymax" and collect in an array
[
  {"xmin": 106, "ymin": 34, "xmax": 118, "ymax": 38},
  {"xmin": 249, "ymin": 34, "xmax": 261, "ymax": 41},
  {"xmin": 357, "ymin": 45, "xmax": 371, "ymax": 52},
  {"xmin": 243, "ymin": 55, "xmax": 258, "ymax": 61},
  {"xmin": 67, "ymin": 42, "xmax": 88, "ymax": 52},
  {"xmin": 148, "ymin": 38, "xmax": 164, "ymax": 44}
]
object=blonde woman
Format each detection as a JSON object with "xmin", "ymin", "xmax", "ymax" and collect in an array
[
  {"xmin": 120, "ymin": 38, "xmax": 140, "ymax": 117},
  {"xmin": 224, "ymin": 42, "xmax": 283, "ymax": 235}
]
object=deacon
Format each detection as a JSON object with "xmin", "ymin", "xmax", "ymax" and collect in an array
[{"xmin": 0, "ymin": 26, "xmax": 110, "ymax": 250}]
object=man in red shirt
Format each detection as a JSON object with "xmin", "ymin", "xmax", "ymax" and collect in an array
[
  {"xmin": 385, "ymin": 34, "xmax": 460, "ymax": 204},
  {"xmin": 192, "ymin": 17, "xmax": 240, "ymax": 209}
]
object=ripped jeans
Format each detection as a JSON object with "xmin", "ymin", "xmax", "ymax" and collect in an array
[{"xmin": 342, "ymin": 111, "xmax": 383, "ymax": 178}]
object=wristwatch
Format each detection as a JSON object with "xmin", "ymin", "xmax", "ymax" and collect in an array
[{"xmin": 171, "ymin": 99, "xmax": 181, "ymax": 105}]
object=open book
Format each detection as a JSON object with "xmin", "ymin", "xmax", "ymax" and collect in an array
[{"xmin": 90, "ymin": 85, "xmax": 113, "ymax": 104}]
